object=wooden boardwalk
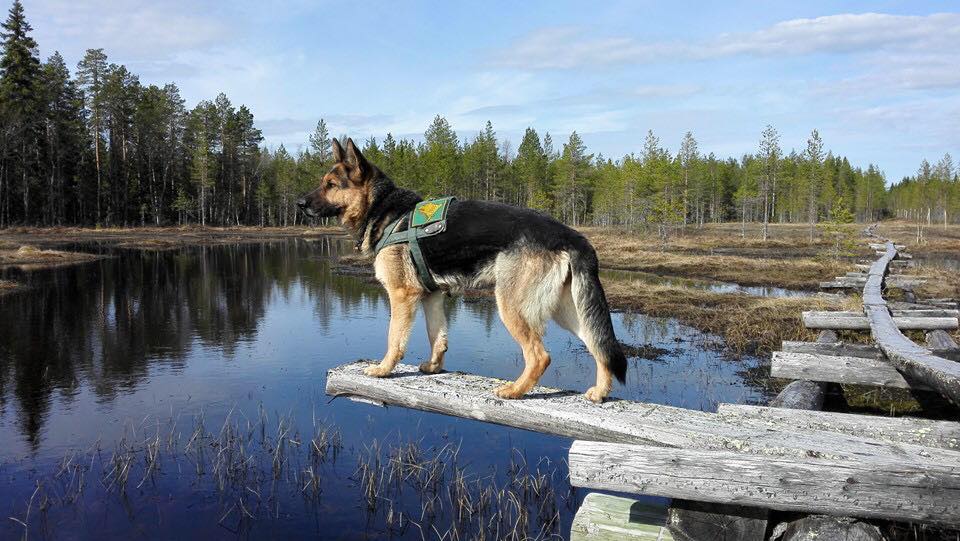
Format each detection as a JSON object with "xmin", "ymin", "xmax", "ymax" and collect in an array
[{"xmin": 325, "ymin": 233, "xmax": 960, "ymax": 538}]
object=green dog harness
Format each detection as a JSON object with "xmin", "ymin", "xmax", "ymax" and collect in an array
[{"xmin": 373, "ymin": 197, "xmax": 455, "ymax": 292}]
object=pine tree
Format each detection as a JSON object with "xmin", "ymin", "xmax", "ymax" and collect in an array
[
  {"xmin": 40, "ymin": 52, "xmax": 84, "ymax": 224},
  {"xmin": 805, "ymin": 129, "xmax": 824, "ymax": 241},
  {"xmin": 758, "ymin": 125, "xmax": 780, "ymax": 240},
  {"xmin": 678, "ymin": 131, "xmax": 698, "ymax": 226},
  {"xmin": 76, "ymin": 48, "xmax": 109, "ymax": 223},
  {"xmin": 186, "ymin": 100, "xmax": 217, "ymax": 225},
  {"xmin": 553, "ymin": 131, "xmax": 592, "ymax": 226},
  {"xmin": 514, "ymin": 127, "xmax": 547, "ymax": 209},
  {"xmin": 422, "ymin": 115, "xmax": 459, "ymax": 196}
]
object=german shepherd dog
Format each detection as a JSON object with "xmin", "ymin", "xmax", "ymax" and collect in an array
[{"xmin": 298, "ymin": 138, "xmax": 626, "ymax": 402}]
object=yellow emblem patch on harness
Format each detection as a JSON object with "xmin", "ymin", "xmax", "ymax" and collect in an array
[{"xmin": 410, "ymin": 197, "xmax": 453, "ymax": 227}]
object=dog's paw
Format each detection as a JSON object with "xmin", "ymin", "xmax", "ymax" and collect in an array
[
  {"xmin": 493, "ymin": 383, "xmax": 523, "ymax": 400},
  {"xmin": 584, "ymin": 386, "xmax": 608, "ymax": 403},
  {"xmin": 418, "ymin": 361, "xmax": 443, "ymax": 374},
  {"xmin": 364, "ymin": 364, "xmax": 392, "ymax": 377}
]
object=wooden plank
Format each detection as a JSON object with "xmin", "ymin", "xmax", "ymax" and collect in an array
[
  {"xmin": 780, "ymin": 340, "xmax": 884, "ymax": 360},
  {"xmin": 568, "ymin": 440, "xmax": 960, "ymax": 527},
  {"xmin": 801, "ymin": 311, "xmax": 957, "ymax": 330},
  {"xmin": 716, "ymin": 404, "xmax": 960, "ymax": 450},
  {"xmin": 895, "ymin": 309, "xmax": 960, "ymax": 318},
  {"xmin": 821, "ymin": 276, "xmax": 924, "ymax": 289},
  {"xmin": 863, "ymin": 240, "xmax": 960, "ymax": 405},
  {"xmin": 326, "ymin": 361, "xmax": 959, "ymax": 464},
  {"xmin": 768, "ymin": 331, "xmax": 838, "ymax": 410},
  {"xmin": 770, "ymin": 351, "xmax": 932, "ymax": 390},
  {"xmin": 571, "ymin": 493, "xmax": 673, "ymax": 541},
  {"xmin": 671, "ymin": 331, "xmax": 837, "ymax": 539}
]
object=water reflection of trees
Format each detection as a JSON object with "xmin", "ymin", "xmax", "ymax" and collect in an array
[{"xmin": 0, "ymin": 238, "xmax": 383, "ymax": 448}]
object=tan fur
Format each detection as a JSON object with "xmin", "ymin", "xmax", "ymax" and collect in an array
[
  {"xmin": 418, "ymin": 291, "xmax": 448, "ymax": 374},
  {"xmin": 364, "ymin": 244, "xmax": 424, "ymax": 377},
  {"xmin": 315, "ymin": 164, "xmax": 372, "ymax": 230}
]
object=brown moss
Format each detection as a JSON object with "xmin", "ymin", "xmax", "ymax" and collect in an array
[
  {"xmin": 601, "ymin": 278, "xmax": 849, "ymax": 354},
  {"xmin": 0, "ymin": 245, "xmax": 101, "ymax": 268}
]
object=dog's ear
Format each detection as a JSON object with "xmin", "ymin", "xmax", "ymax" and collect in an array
[
  {"xmin": 345, "ymin": 138, "xmax": 370, "ymax": 178},
  {"xmin": 331, "ymin": 138, "xmax": 345, "ymax": 163}
]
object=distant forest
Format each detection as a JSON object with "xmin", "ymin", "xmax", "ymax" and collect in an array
[{"xmin": 0, "ymin": 1, "xmax": 956, "ymax": 230}]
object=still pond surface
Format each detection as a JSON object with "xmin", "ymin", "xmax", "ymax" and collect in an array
[{"xmin": 0, "ymin": 238, "xmax": 771, "ymax": 540}]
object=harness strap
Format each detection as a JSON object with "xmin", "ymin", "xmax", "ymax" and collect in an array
[{"xmin": 373, "ymin": 212, "xmax": 441, "ymax": 292}]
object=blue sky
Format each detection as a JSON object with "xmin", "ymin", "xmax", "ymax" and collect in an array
[{"xmin": 23, "ymin": 0, "xmax": 960, "ymax": 182}]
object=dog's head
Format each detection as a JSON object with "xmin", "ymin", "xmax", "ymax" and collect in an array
[{"xmin": 297, "ymin": 138, "xmax": 375, "ymax": 227}]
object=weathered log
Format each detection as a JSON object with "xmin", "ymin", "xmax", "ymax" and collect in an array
[
  {"xmin": 567, "ymin": 440, "xmax": 960, "ymax": 527},
  {"xmin": 716, "ymin": 404, "xmax": 960, "ymax": 450},
  {"xmin": 667, "ymin": 500, "xmax": 767, "ymax": 541},
  {"xmin": 869, "ymin": 243, "xmax": 905, "ymax": 250},
  {"xmin": 671, "ymin": 332, "xmax": 836, "ymax": 539},
  {"xmin": 895, "ymin": 309, "xmax": 960, "ymax": 318},
  {"xmin": 771, "ymin": 515, "xmax": 887, "ymax": 541},
  {"xmin": 771, "ymin": 351, "xmax": 931, "ymax": 390},
  {"xmin": 863, "ymin": 241, "xmax": 960, "ymax": 404},
  {"xmin": 927, "ymin": 329, "xmax": 960, "ymax": 350},
  {"xmin": 820, "ymin": 276, "xmax": 923, "ymax": 289},
  {"xmin": 570, "ymin": 493, "xmax": 673, "ymax": 540},
  {"xmin": 769, "ymin": 380, "xmax": 826, "ymax": 410},
  {"xmin": 326, "ymin": 361, "xmax": 958, "ymax": 464},
  {"xmin": 801, "ymin": 311, "xmax": 957, "ymax": 330},
  {"xmin": 780, "ymin": 340, "xmax": 884, "ymax": 360}
]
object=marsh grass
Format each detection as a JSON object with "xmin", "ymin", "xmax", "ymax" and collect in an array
[
  {"xmin": 0, "ymin": 245, "xmax": 101, "ymax": 268},
  {"xmin": 355, "ymin": 441, "xmax": 564, "ymax": 541},
  {"xmin": 8, "ymin": 408, "xmax": 565, "ymax": 540},
  {"xmin": 586, "ymin": 229, "xmax": 856, "ymax": 290},
  {"xmin": 7, "ymin": 406, "xmax": 345, "ymax": 538}
]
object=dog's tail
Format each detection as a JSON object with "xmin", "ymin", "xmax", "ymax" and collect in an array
[{"xmin": 569, "ymin": 245, "xmax": 627, "ymax": 384}]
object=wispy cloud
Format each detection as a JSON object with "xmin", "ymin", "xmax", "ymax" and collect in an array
[
  {"xmin": 30, "ymin": 0, "xmax": 231, "ymax": 60},
  {"xmin": 493, "ymin": 13, "xmax": 960, "ymax": 69}
]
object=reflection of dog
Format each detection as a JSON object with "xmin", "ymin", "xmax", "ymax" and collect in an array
[{"xmin": 298, "ymin": 138, "xmax": 626, "ymax": 402}]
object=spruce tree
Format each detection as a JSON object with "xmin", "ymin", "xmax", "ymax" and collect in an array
[
  {"xmin": 0, "ymin": 0, "xmax": 42, "ymax": 223},
  {"xmin": 309, "ymin": 118, "xmax": 332, "ymax": 166}
]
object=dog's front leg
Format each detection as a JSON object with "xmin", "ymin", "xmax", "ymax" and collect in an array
[{"xmin": 364, "ymin": 286, "xmax": 419, "ymax": 377}]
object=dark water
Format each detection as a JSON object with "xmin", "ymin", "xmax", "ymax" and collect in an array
[{"xmin": 0, "ymin": 239, "xmax": 771, "ymax": 540}]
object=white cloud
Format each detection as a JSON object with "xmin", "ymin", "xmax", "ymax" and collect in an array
[
  {"xmin": 29, "ymin": 0, "xmax": 231, "ymax": 60},
  {"xmin": 493, "ymin": 13, "xmax": 960, "ymax": 69}
]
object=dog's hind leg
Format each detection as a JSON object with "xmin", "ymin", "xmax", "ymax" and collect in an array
[
  {"xmin": 491, "ymin": 250, "xmax": 566, "ymax": 399},
  {"xmin": 419, "ymin": 291, "xmax": 448, "ymax": 374},
  {"xmin": 493, "ymin": 292, "xmax": 550, "ymax": 399}
]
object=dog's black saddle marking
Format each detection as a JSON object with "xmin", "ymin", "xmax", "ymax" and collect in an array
[{"xmin": 374, "ymin": 197, "xmax": 455, "ymax": 291}]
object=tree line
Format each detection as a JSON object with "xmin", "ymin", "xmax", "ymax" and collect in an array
[{"xmin": 0, "ymin": 1, "xmax": 954, "ymax": 231}]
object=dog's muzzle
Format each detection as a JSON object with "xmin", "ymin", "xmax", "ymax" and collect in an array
[{"xmin": 297, "ymin": 198, "xmax": 317, "ymax": 218}]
